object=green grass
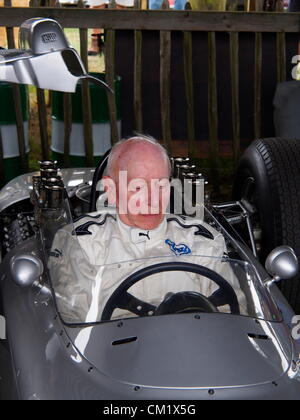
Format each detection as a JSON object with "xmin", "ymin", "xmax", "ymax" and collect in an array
[{"xmin": 65, "ymin": 28, "xmax": 105, "ymax": 74}]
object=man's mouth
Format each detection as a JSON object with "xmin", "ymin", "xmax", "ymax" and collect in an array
[{"xmin": 141, "ymin": 209, "xmax": 163, "ymax": 216}]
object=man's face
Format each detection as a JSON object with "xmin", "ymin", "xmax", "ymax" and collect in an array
[{"xmin": 104, "ymin": 146, "xmax": 171, "ymax": 230}]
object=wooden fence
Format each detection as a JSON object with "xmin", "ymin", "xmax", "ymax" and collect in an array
[{"xmin": 0, "ymin": 4, "xmax": 299, "ymax": 191}]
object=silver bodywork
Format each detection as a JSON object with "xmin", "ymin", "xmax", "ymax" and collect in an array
[
  {"xmin": 0, "ymin": 16, "xmax": 299, "ymax": 400},
  {"xmin": 0, "ymin": 18, "xmax": 112, "ymax": 93},
  {"xmin": 0, "ymin": 169, "xmax": 300, "ymax": 400},
  {"xmin": 0, "ymin": 168, "xmax": 95, "ymax": 213}
]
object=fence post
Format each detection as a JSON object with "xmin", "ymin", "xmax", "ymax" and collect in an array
[
  {"xmin": 134, "ymin": 0, "xmax": 143, "ymax": 133},
  {"xmin": 274, "ymin": 3, "xmax": 286, "ymax": 82},
  {"xmin": 4, "ymin": 0, "xmax": 28, "ymax": 174},
  {"xmin": 230, "ymin": 32, "xmax": 240, "ymax": 166},
  {"xmin": 37, "ymin": 88, "xmax": 50, "ymax": 160},
  {"xmin": 183, "ymin": 29, "xmax": 196, "ymax": 158},
  {"xmin": 208, "ymin": 31, "xmax": 220, "ymax": 194},
  {"xmin": 160, "ymin": 0, "xmax": 172, "ymax": 153},
  {"xmin": 254, "ymin": 1, "xmax": 263, "ymax": 139},
  {"xmin": 75, "ymin": 0, "xmax": 94, "ymax": 166},
  {"xmin": 182, "ymin": 0, "xmax": 196, "ymax": 158},
  {"xmin": 63, "ymin": 92, "xmax": 72, "ymax": 168},
  {"xmin": 29, "ymin": 0, "xmax": 50, "ymax": 162},
  {"xmin": 54, "ymin": 0, "xmax": 72, "ymax": 168},
  {"xmin": 105, "ymin": 0, "xmax": 119, "ymax": 145},
  {"xmin": 79, "ymin": 19, "xmax": 94, "ymax": 167},
  {"xmin": 0, "ymin": 129, "xmax": 4, "ymax": 186},
  {"xmin": 277, "ymin": 31, "xmax": 286, "ymax": 83}
]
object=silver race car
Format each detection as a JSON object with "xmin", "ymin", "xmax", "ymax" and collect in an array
[{"xmin": 0, "ymin": 18, "xmax": 300, "ymax": 400}]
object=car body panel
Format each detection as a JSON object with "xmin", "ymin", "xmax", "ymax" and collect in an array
[
  {"xmin": 1, "ymin": 169, "xmax": 300, "ymax": 400},
  {"xmin": 0, "ymin": 169, "xmax": 95, "ymax": 213},
  {"xmin": 66, "ymin": 313, "xmax": 293, "ymax": 388}
]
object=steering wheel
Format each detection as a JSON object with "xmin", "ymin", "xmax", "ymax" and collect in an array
[{"xmin": 101, "ymin": 262, "xmax": 240, "ymax": 321}]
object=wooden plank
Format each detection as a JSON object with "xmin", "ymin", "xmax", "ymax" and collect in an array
[
  {"xmin": 4, "ymin": 24, "xmax": 14, "ymax": 49},
  {"xmin": 133, "ymin": 0, "xmax": 143, "ymax": 133},
  {"xmin": 105, "ymin": 32, "xmax": 119, "ymax": 146},
  {"xmin": 11, "ymin": 85, "xmax": 28, "ymax": 172},
  {"xmin": 276, "ymin": 32, "xmax": 286, "ymax": 83},
  {"xmin": 0, "ymin": 128, "xmax": 5, "ymax": 187},
  {"xmin": 183, "ymin": 0, "xmax": 195, "ymax": 157},
  {"xmin": 255, "ymin": 0, "xmax": 264, "ymax": 11},
  {"xmin": 254, "ymin": 0, "xmax": 262, "ymax": 140},
  {"xmin": 79, "ymin": 27, "xmax": 94, "ymax": 166},
  {"xmin": 29, "ymin": 0, "xmax": 49, "ymax": 163},
  {"xmin": 159, "ymin": 0, "xmax": 171, "ymax": 152},
  {"xmin": 183, "ymin": 31, "xmax": 196, "ymax": 158},
  {"xmin": 134, "ymin": 30, "xmax": 143, "ymax": 132},
  {"xmin": 160, "ymin": 30, "xmax": 172, "ymax": 152},
  {"xmin": 208, "ymin": 31, "xmax": 220, "ymax": 194},
  {"xmin": 63, "ymin": 92, "xmax": 72, "ymax": 168},
  {"xmin": 36, "ymin": 88, "xmax": 49, "ymax": 161},
  {"xmin": 4, "ymin": 0, "xmax": 28, "ymax": 173},
  {"xmin": 80, "ymin": 79, "xmax": 94, "ymax": 165},
  {"xmin": 0, "ymin": 8, "xmax": 299, "ymax": 33},
  {"xmin": 105, "ymin": 4, "xmax": 119, "ymax": 146},
  {"xmin": 230, "ymin": 31, "xmax": 240, "ymax": 166},
  {"xmin": 254, "ymin": 31, "xmax": 262, "ymax": 139}
]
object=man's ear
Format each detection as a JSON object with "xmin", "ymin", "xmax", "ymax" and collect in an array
[{"xmin": 101, "ymin": 176, "xmax": 117, "ymax": 205}]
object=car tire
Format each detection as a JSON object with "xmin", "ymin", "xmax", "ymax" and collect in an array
[{"xmin": 233, "ymin": 137, "xmax": 300, "ymax": 313}]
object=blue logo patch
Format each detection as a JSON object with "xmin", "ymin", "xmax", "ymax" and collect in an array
[{"xmin": 165, "ymin": 239, "xmax": 191, "ymax": 256}]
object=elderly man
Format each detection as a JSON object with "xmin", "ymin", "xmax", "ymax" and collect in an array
[{"xmin": 49, "ymin": 135, "xmax": 246, "ymax": 322}]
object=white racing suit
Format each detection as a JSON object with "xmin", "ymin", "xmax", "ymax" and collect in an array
[{"xmin": 48, "ymin": 213, "xmax": 247, "ymax": 322}]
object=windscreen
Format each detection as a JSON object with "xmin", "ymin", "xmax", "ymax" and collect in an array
[{"xmin": 46, "ymin": 209, "xmax": 281, "ymax": 325}]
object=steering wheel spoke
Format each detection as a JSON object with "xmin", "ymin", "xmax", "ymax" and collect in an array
[
  {"xmin": 208, "ymin": 288, "xmax": 231, "ymax": 308},
  {"xmin": 113, "ymin": 292, "xmax": 157, "ymax": 317}
]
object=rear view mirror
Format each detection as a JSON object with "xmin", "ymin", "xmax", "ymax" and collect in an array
[
  {"xmin": 10, "ymin": 253, "xmax": 44, "ymax": 288},
  {"xmin": 264, "ymin": 245, "xmax": 299, "ymax": 287},
  {"xmin": 0, "ymin": 17, "xmax": 112, "ymax": 94}
]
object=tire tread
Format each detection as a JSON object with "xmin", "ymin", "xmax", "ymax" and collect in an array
[{"xmin": 249, "ymin": 138, "xmax": 300, "ymax": 311}]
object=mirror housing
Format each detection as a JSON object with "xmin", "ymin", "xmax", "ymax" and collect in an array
[
  {"xmin": 0, "ymin": 18, "xmax": 112, "ymax": 94},
  {"xmin": 10, "ymin": 253, "xmax": 44, "ymax": 288},
  {"xmin": 19, "ymin": 17, "xmax": 70, "ymax": 54},
  {"xmin": 265, "ymin": 245, "xmax": 299, "ymax": 287}
]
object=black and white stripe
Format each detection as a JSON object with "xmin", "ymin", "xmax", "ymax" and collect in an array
[
  {"xmin": 167, "ymin": 217, "xmax": 214, "ymax": 240},
  {"xmin": 72, "ymin": 213, "xmax": 116, "ymax": 236}
]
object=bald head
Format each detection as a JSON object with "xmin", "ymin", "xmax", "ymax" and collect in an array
[
  {"xmin": 103, "ymin": 135, "xmax": 171, "ymax": 230},
  {"xmin": 106, "ymin": 135, "xmax": 171, "ymax": 180}
]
